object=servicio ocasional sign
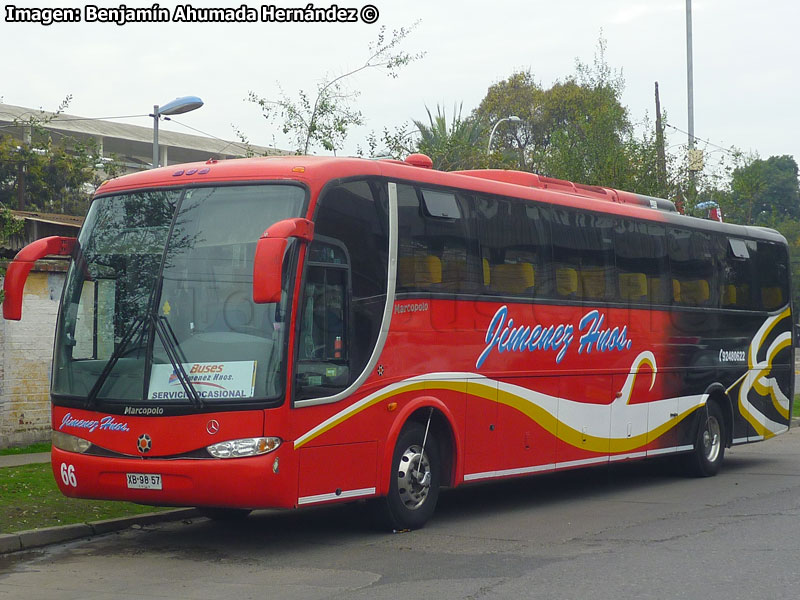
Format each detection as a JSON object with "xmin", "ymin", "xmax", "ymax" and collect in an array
[{"xmin": 147, "ymin": 361, "xmax": 256, "ymax": 400}]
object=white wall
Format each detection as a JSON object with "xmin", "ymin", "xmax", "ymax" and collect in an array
[{"xmin": 0, "ymin": 268, "xmax": 65, "ymax": 448}]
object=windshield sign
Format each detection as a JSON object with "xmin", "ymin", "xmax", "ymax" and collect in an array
[{"xmin": 148, "ymin": 361, "xmax": 257, "ymax": 400}]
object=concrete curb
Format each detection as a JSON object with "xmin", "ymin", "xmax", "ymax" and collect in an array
[{"xmin": 0, "ymin": 508, "xmax": 200, "ymax": 554}]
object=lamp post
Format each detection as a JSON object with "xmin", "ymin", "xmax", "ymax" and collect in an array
[
  {"xmin": 150, "ymin": 96, "xmax": 204, "ymax": 168},
  {"xmin": 487, "ymin": 116, "xmax": 522, "ymax": 153}
]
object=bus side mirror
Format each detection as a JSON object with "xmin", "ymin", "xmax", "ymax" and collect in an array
[
  {"xmin": 3, "ymin": 236, "xmax": 76, "ymax": 320},
  {"xmin": 253, "ymin": 218, "xmax": 314, "ymax": 304}
]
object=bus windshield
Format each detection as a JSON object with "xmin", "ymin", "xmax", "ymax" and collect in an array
[{"xmin": 52, "ymin": 184, "xmax": 306, "ymax": 408}]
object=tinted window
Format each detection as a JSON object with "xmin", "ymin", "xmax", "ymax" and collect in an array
[
  {"xmin": 719, "ymin": 237, "xmax": 757, "ymax": 310},
  {"xmin": 551, "ymin": 209, "xmax": 615, "ymax": 302},
  {"xmin": 614, "ymin": 221, "xmax": 669, "ymax": 304},
  {"xmin": 756, "ymin": 241, "xmax": 790, "ymax": 311},
  {"xmin": 474, "ymin": 195, "xmax": 550, "ymax": 298},
  {"xmin": 668, "ymin": 228, "xmax": 717, "ymax": 307},
  {"xmin": 397, "ymin": 184, "xmax": 476, "ymax": 293}
]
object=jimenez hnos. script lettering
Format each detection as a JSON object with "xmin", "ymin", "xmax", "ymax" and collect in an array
[{"xmin": 477, "ymin": 306, "xmax": 633, "ymax": 369}]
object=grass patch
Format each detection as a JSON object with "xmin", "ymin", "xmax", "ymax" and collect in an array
[
  {"xmin": 0, "ymin": 442, "xmax": 51, "ymax": 456},
  {"xmin": 794, "ymin": 395, "xmax": 800, "ymax": 418},
  {"xmin": 0, "ymin": 463, "xmax": 169, "ymax": 534}
]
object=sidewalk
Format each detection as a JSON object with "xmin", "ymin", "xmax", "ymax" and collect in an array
[
  {"xmin": 0, "ymin": 452, "xmax": 51, "ymax": 468},
  {"xmin": 0, "ymin": 451, "xmax": 198, "ymax": 554}
]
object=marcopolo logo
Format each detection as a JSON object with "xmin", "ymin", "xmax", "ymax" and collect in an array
[{"xmin": 124, "ymin": 406, "xmax": 164, "ymax": 416}]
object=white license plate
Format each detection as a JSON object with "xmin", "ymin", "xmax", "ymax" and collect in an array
[{"xmin": 126, "ymin": 473, "xmax": 162, "ymax": 490}]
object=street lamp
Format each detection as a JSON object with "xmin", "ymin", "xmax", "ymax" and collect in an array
[
  {"xmin": 487, "ymin": 116, "xmax": 522, "ymax": 153},
  {"xmin": 150, "ymin": 96, "xmax": 204, "ymax": 168}
]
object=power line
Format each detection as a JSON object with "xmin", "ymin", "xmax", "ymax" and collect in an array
[
  {"xmin": 166, "ymin": 116, "xmax": 267, "ymax": 156},
  {"xmin": 664, "ymin": 123, "xmax": 738, "ymax": 156},
  {"xmin": 0, "ymin": 111, "xmax": 263, "ymax": 156},
  {"xmin": 0, "ymin": 112, "xmax": 148, "ymax": 129},
  {"xmin": 49, "ymin": 114, "xmax": 149, "ymax": 122}
]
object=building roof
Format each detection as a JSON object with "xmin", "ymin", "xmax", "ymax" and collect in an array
[
  {"xmin": 1, "ymin": 210, "xmax": 84, "ymax": 255},
  {"xmin": 10, "ymin": 210, "xmax": 84, "ymax": 229},
  {"xmin": 0, "ymin": 102, "xmax": 286, "ymax": 168}
]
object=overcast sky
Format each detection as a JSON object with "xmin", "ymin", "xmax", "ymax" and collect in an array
[{"xmin": 2, "ymin": 0, "xmax": 798, "ymax": 175}]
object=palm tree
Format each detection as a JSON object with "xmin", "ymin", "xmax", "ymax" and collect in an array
[{"xmin": 412, "ymin": 104, "xmax": 488, "ymax": 171}]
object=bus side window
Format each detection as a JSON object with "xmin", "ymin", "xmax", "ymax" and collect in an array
[
  {"xmin": 756, "ymin": 241, "xmax": 790, "ymax": 311},
  {"xmin": 552, "ymin": 209, "xmax": 614, "ymax": 303},
  {"xmin": 397, "ymin": 184, "xmax": 474, "ymax": 294},
  {"xmin": 720, "ymin": 237, "xmax": 756, "ymax": 310},
  {"xmin": 614, "ymin": 220, "xmax": 668, "ymax": 306},
  {"xmin": 668, "ymin": 228, "xmax": 717, "ymax": 308},
  {"xmin": 474, "ymin": 195, "xmax": 550, "ymax": 299}
]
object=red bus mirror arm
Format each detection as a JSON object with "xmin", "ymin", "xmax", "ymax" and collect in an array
[
  {"xmin": 253, "ymin": 218, "xmax": 314, "ymax": 304},
  {"xmin": 2, "ymin": 236, "xmax": 77, "ymax": 321}
]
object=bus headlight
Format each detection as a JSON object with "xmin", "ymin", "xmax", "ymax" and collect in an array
[
  {"xmin": 207, "ymin": 437, "xmax": 281, "ymax": 458},
  {"xmin": 52, "ymin": 431, "xmax": 92, "ymax": 454}
]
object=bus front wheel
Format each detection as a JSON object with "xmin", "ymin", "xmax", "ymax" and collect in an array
[
  {"xmin": 682, "ymin": 402, "xmax": 726, "ymax": 477},
  {"xmin": 374, "ymin": 421, "xmax": 441, "ymax": 531},
  {"xmin": 198, "ymin": 508, "xmax": 252, "ymax": 521}
]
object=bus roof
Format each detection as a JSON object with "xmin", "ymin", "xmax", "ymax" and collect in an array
[{"xmin": 95, "ymin": 155, "xmax": 786, "ymax": 245}]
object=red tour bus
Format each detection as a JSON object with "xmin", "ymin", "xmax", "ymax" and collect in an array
[{"xmin": 3, "ymin": 153, "xmax": 794, "ymax": 529}]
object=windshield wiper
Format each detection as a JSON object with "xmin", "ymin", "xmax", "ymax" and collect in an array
[{"xmin": 151, "ymin": 313, "xmax": 203, "ymax": 408}]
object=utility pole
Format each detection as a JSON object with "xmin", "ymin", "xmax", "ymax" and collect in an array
[
  {"xmin": 16, "ymin": 162, "xmax": 26, "ymax": 211},
  {"xmin": 654, "ymin": 82, "xmax": 667, "ymax": 192},
  {"xmin": 686, "ymin": 0, "xmax": 694, "ymax": 155},
  {"xmin": 685, "ymin": 0, "xmax": 700, "ymax": 199}
]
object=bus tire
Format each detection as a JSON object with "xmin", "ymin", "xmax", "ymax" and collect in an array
[
  {"xmin": 375, "ymin": 421, "xmax": 441, "ymax": 531},
  {"xmin": 682, "ymin": 402, "xmax": 726, "ymax": 477},
  {"xmin": 198, "ymin": 507, "xmax": 252, "ymax": 521}
]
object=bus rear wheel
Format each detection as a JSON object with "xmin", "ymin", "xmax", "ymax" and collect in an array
[
  {"xmin": 682, "ymin": 402, "xmax": 726, "ymax": 477},
  {"xmin": 374, "ymin": 421, "xmax": 441, "ymax": 531}
]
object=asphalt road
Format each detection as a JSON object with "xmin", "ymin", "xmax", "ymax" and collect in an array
[{"xmin": 2, "ymin": 430, "xmax": 800, "ymax": 600}]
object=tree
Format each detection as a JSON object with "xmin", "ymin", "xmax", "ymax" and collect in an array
[
  {"xmin": 247, "ymin": 23, "xmax": 424, "ymax": 155},
  {"xmin": 470, "ymin": 37, "xmax": 640, "ymax": 189},
  {"xmin": 728, "ymin": 155, "xmax": 800, "ymax": 224},
  {"xmin": 367, "ymin": 104, "xmax": 489, "ymax": 171},
  {"xmin": 0, "ymin": 137, "xmax": 99, "ymax": 215},
  {"xmin": 473, "ymin": 70, "xmax": 546, "ymax": 171},
  {"xmin": 538, "ymin": 38, "xmax": 633, "ymax": 187},
  {"xmin": 411, "ymin": 104, "xmax": 488, "ymax": 171},
  {"xmin": 773, "ymin": 218, "xmax": 800, "ymax": 311},
  {"xmin": 0, "ymin": 97, "xmax": 117, "ymax": 215},
  {"xmin": 0, "ymin": 202, "xmax": 24, "ymax": 303}
]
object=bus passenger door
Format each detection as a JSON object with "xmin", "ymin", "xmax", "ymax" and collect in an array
[
  {"xmin": 610, "ymin": 370, "xmax": 676, "ymax": 459},
  {"xmin": 646, "ymin": 371, "xmax": 679, "ymax": 456},
  {"xmin": 557, "ymin": 375, "xmax": 612, "ymax": 468},
  {"xmin": 464, "ymin": 379, "xmax": 497, "ymax": 479},
  {"xmin": 496, "ymin": 376, "xmax": 559, "ymax": 475}
]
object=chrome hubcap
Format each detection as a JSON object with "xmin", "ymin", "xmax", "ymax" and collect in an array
[
  {"xmin": 702, "ymin": 416, "xmax": 721, "ymax": 463},
  {"xmin": 396, "ymin": 444, "xmax": 431, "ymax": 510}
]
